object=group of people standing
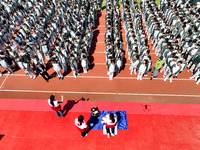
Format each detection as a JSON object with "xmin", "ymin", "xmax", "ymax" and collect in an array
[
  {"xmin": 0, "ymin": 0, "xmax": 98, "ymax": 80},
  {"xmin": 141, "ymin": 0, "xmax": 200, "ymax": 84},
  {"xmin": 105, "ymin": 0, "xmax": 124, "ymax": 80},
  {"xmin": 122, "ymin": 0, "xmax": 152, "ymax": 80}
]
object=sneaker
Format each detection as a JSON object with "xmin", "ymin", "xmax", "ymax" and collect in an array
[
  {"xmin": 111, "ymin": 133, "xmax": 115, "ymax": 137},
  {"xmin": 30, "ymin": 76, "xmax": 33, "ymax": 79},
  {"xmin": 81, "ymin": 133, "xmax": 88, "ymax": 137},
  {"xmin": 150, "ymin": 77, "xmax": 153, "ymax": 80},
  {"xmin": 33, "ymin": 75, "xmax": 36, "ymax": 79},
  {"xmin": 77, "ymin": 73, "xmax": 80, "ymax": 76},
  {"xmin": 59, "ymin": 77, "xmax": 61, "ymax": 80},
  {"xmin": 62, "ymin": 77, "xmax": 64, "ymax": 80},
  {"xmin": 164, "ymin": 78, "xmax": 166, "ymax": 82},
  {"xmin": 107, "ymin": 134, "xmax": 110, "ymax": 138}
]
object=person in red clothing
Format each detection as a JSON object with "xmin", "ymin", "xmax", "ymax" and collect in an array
[
  {"xmin": 102, "ymin": 113, "xmax": 118, "ymax": 138},
  {"xmin": 75, "ymin": 115, "xmax": 88, "ymax": 137},
  {"xmin": 48, "ymin": 94, "xmax": 64, "ymax": 117}
]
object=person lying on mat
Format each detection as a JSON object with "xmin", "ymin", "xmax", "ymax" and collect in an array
[{"xmin": 102, "ymin": 113, "xmax": 118, "ymax": 138}]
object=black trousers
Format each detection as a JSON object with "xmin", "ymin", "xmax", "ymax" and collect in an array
[
  {"xmin": 40, "ymin": 71, "xmax": 50, "ymax": 81},
  {"xmin": 106, "ymin": 126, "xmax": 115, "ymax": 134}
]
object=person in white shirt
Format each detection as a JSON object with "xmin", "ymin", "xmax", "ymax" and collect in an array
[
  {"xmin": 164, "ymin": 61, "xmax": 182, "ymax": 83},
  {"xmin": 108, "ymin": 60, "xmax": 115, "ymax": 80},
  {"xmin": 48, "ymin": 94, "xmax": 64, "ymax": 117},
  {"xmin": 102, "ymin": 113, "xmax": 118, "ymax": 138},
  {"xmin": 75, "ymin": 115, "xmax": 88, "ymax": 137},
  {"xmin": 0, "ymin": 57, "xmax": 14, "ymax": 74},
  {"xmin": 51, "ymin": 58, "xmax": 64, "ymax": 80},
  {"xmin": 81, "ymin": 55, "xmax": 89, "ymax": 73},
  {"xmin": 137, "ymin": 60, "xmax": 147, "ymax": 80}
]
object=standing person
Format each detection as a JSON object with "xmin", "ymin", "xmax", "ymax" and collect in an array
[
  {"xmin": 108, "ymin": 60, "xmax": 115, "ymax": 80},
  {"xmin": 150, "ymin": 56, "xmax": 163, "ymax": 80},
  {"xmin": 58, "ymin": 53, "xmax": 68, "ymax": 73},
  {"xmin": 137, "ymin": 60, "xmax": 147, "ymax": 80},
  {"xmin": 48, "ymin": 94, "xmax": 64, "ymax": 118},
  {"xmin": 51, "ymin": 58, "xmax": 64, "ymax": 80},
  {"xmin": 98, "ymin": 0, "xmax": 103, "ymax": 11},
  {"xmin": 69, "ymin": 54, "xmax": 80, "ymax": 78},
  {"xmin": 81, "ymin": 55, "xmax": 89, "ymax": 73},
  {"xmin": 0, "ymin": 56, "xmax": 14, "ymax": 74},
  {"xmin": 22, "ymin": 59, "xmax": 36, "ymax": 79},
  {"xmin": 102, "ymin": 113, "xmax": 118, "ymax": 138},
  {"xmin": 75, "ymin": 115, "xmax": 88, "ymax": 137},
  {"xmin": 36, "ymin": 63, "xmax": 51, "ymax": 82}
]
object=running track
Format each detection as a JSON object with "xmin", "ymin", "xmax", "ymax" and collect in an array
[{"xmin": 0, "ymin": 10, "xmax": 200, "ymax": 150}]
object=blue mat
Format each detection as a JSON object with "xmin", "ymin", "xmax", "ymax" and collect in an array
[{"xmin": 89, "ymin": 111, "xmax": 128, "ymax": 130}]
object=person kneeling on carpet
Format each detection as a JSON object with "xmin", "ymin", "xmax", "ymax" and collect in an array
[
  {"xmin": 75, "ymin": 115, "xmax": 88, "ymax": 137},
  {"xmin": 102, "ymin": 113, "xmax": 118, "ymax": 138}
]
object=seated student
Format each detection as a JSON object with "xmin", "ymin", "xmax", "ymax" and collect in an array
[{"xmin": 102, "ymin": 113, "xmax": 118, "ymax": 138}]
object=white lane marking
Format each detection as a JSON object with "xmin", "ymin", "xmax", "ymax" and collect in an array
[
  {"xmin": 0, "ymin": 89, "xmax": 199, "ymax": 98},
  {"xmin": 2, "ymin": 74, "xmax": 193, "ymax": 81},
  {"xmin": 0, "ymin": 74, "xmax": 9, "ymax": 89}
]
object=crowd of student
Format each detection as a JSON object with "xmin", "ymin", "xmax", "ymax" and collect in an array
[
  {"xmin": 0, "ymin": 0, "xmax": 199, "ymax": 84},
  {"xmin": 122, "ymin": 0, "xmax": 152, "ymax": 80},
  {"xmin": 104, "ymin": 0, "xmax": 124, "ymax": 80},
  {"xmin": 0, "ymin": 0, "xmax": 97, "ymax": 80},
  {"xmin": 141, "ymin": 0, "xmax": 200, "ymax": 84}
]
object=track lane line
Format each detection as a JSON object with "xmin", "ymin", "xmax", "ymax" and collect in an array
[
  {"xmin": 0, "ymin": 74, "xmax": 9, "ymax": 89},
  {"xmin": 0, "ymin": 89, "xmax": 200, "ymax": 98},
  {"xmin": 1, "ymin": 74, "xmax": 194, "ymax": 81}
]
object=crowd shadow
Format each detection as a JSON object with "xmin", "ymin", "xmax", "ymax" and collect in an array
[{"xmin": 62, "ymin": 97, "xmax": 89, "ymax": 116}]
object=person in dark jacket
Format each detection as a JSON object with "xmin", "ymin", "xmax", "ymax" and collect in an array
[{"xmin": 36, "ymin": 63, "xmax": 51, "ymax": 82}]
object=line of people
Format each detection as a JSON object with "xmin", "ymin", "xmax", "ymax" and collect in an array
[
  {"xmin": 0, "ymin": 0, "xmax": 98, "ymax": 80},
  {"xmin": 141, "ymin": 0, "xmax": 200, "ymax": 84},
  {"xmin": 122, "ymin": 0, "xmax": 152, "ymax": 80},
  {"xmin": 105, "ymin": 0, "xmax": 124, "ymax": 80}
]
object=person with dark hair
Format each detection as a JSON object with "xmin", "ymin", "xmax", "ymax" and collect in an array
[
  {"xmin": 75, "ymin": 115, "xmax": 88, "ymax": 137},
  {"xmin": 36, "ymin": 63, "xmax": 51, "ymax": 82},
  {"xmin": 150, "ymin": 56, "xmax": 164, "ymax": 80},
  {"xmin": 137, "ymin": 60, "xmax": 147, "ymax": 80},
  {"xmin": 108, "ymin": 60, "xmax": 115, "ymax": 80},
  {"xmin": 102, "ymin": 113, "xmax": 118, "ymax": 138},
  {"xmin": 48, "ymin": 94, "xmax": 64, "ymax": 117}
]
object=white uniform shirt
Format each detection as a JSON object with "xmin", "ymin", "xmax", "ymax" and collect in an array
[{"xmin": 74, "ymin": 118, "xmax": 88, "ymax": 129}]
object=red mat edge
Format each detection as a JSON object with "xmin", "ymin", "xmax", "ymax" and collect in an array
[{"xmin": 0, "ymin": 98, "xmax": 200, "ymax": 116}]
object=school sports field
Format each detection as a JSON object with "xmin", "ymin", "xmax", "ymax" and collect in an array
[{"xmin": 0, "ymin": 8, "xmax": 200, "ymax": 150}]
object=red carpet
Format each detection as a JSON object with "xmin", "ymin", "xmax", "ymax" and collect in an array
[
  {"xmin": 0, "ymin": 99, "xmax": 200, "ymax": 149},
  {"xmin": 1, "ymin": 98, "xmax": 200, "ymax": 116},
  {"xmin": 0, "ymin": 110, "xmax": 200, "ymax": 150}
]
